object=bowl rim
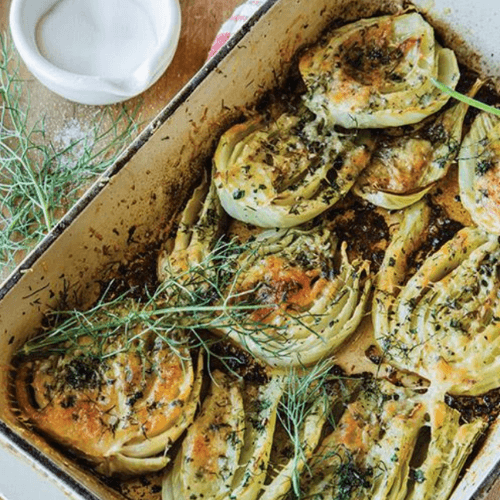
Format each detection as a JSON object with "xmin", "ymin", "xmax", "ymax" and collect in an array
[{"xmin": 8, "ymin": 0, "xmax": 182, "ymax": 101}]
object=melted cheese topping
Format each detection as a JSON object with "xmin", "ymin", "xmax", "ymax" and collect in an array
[{"xmin": 236, "ymin": 255, "xmax": 327, "ymax": 323}]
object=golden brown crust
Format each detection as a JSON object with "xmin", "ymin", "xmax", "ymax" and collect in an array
[{"xmin": 15, "ymin": 328, "xmax": 199, "ymax": 473}]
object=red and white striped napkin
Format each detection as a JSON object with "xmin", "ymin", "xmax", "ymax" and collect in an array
[{"xmin": 208, "ymin": 0, "xmax": 266, "ymax": 59}]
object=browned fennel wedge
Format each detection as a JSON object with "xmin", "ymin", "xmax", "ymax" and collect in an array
[
  {"xmin": 459, "ymin": 110, "xmax": 500, "ymax": 234},
  {"xmin": 157, "ymin": 171, "xmax": 227, "ymax": 291},
  {"xmin": 301, "ymin": 379, "xmax": 485, "ymax": 500},
  {"xmin": 373, "ymin": 200, "xmax": 500, "ymax": 396},
  {"xmin": 213, "ymin": 112, "xmax": 373, "ymax": 228},
  {"xmin": 15, "ymin": 302, "xmax": 203, "ymax": 476},
  {"xmin": 404, "ymin": 401, "xmax": 486, "ymax": 500},
  {"xmin": 299, "ymin": 12, "xmax": 459, "ymax": 128},
  {"xmin": 354, "ymin": 80, "xmax": 482, "ymax": 209},
  {"xmin": 209, "ymin": 224, "xmax": 371, "ymax": 367},
  {"xmin": 162, "ymin": 371, "xmax": 285, "ymax": 500},
  {"xmin": 259, "ymin": 362, "xmax": 345, "ymax": 500}
]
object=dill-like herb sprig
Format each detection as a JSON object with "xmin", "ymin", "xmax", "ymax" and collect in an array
[
  {"xmin": 18, "ymin": 239, "xmax": 276, "ymax": 360},
  {"xmin": 20, "ymin": 285, "xmax": 272, "ymax": 358},
  {"xmin": 0, "ymin": 32, "xmax": 140, "ymax": 278},
  {"xmin": 276, "ymin": 361, "xmax": 346, "ymax": 497},
  {"xmin": 19, "ymin": 234, "xmax": 336, "ymax": 385}
]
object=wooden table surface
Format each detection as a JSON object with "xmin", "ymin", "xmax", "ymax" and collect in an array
[{"xmin": 1, "ymin": 1, "xmax": 500, "ymax": 499}]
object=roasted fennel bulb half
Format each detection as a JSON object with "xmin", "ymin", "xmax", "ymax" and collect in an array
[
  {"xmin": 300, "ymin": 379, "xmax": 485, "ymax": 500},
  {"xmin": 459, "ymin": 110, "xmax": 500, "ymax": 234},
  {"xmin": 299, "ymin": 12, "xmax": 459, "ymax": 128},
  {"xmin": 354, "ymin": 80, "xmax": 482, "ymax": 209},
  {"xmin": 15, "ymin": 301, "xmax": 203, "ymax": 476},
  {"xmin": 158, "ymin": 172, "xmax": 226, "ymax": 294},
  {"xmin": 210, "ymin": 224, "xmax": 371, "ymax": 367},
  {"xmin": 213, "ymin": 111, "xmax": 373, "ymax": 228},
  {"xmin": 162, "ymin": 370, "xmax": 285, "ymax": 500},
  {"xmin": 373, "ymin": 200, "xmax": 500, "ymax": 396}
]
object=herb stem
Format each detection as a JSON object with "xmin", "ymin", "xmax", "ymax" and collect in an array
[
  {"xmin": 431, "ymin": 77, "xmax": 500, "ymax": 117},
  {"xmin": 153, "ymin": 304, "xmax": 271, "ymax": 315}
]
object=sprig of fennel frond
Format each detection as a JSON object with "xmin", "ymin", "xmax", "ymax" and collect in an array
[
  {"xmin": 18, "ymin": 238, "xmax": 322, "ymax": 374},
  {"xmin": 0, "ymin": 32, "xmax": 140, "ymax": 278}
]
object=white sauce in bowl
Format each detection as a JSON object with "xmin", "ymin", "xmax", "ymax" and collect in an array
[{"xmin": 36, "ymin": 0, "xmax": 158, "ymax": 78}]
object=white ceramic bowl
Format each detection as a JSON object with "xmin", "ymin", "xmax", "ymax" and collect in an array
[{"xmin": 9, "ymin": 0, "xmax": 181, "ymax": 105}]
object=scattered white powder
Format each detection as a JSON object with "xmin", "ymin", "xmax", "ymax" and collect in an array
[
  {"xmin": 53, "ymin": 118, "xmax": 94, "ymax": 171},
  {"xmin": 54, "ymin": 118, "xmax": 88, "ymax": 150}
]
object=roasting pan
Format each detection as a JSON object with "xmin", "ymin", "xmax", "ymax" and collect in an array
[{"xmin": 2, "ymin": 0, "xmax": 500, "ymax": 498}]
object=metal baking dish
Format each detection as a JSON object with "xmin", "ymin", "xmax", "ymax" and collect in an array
[{"xmin": 2, "ymin": 0, "xmax": 500, "ymax": 499}]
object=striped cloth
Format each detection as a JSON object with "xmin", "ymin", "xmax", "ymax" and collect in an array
[{"xmin": 208, "ymin": 0, "xmax": 266, "ymax": 59}]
